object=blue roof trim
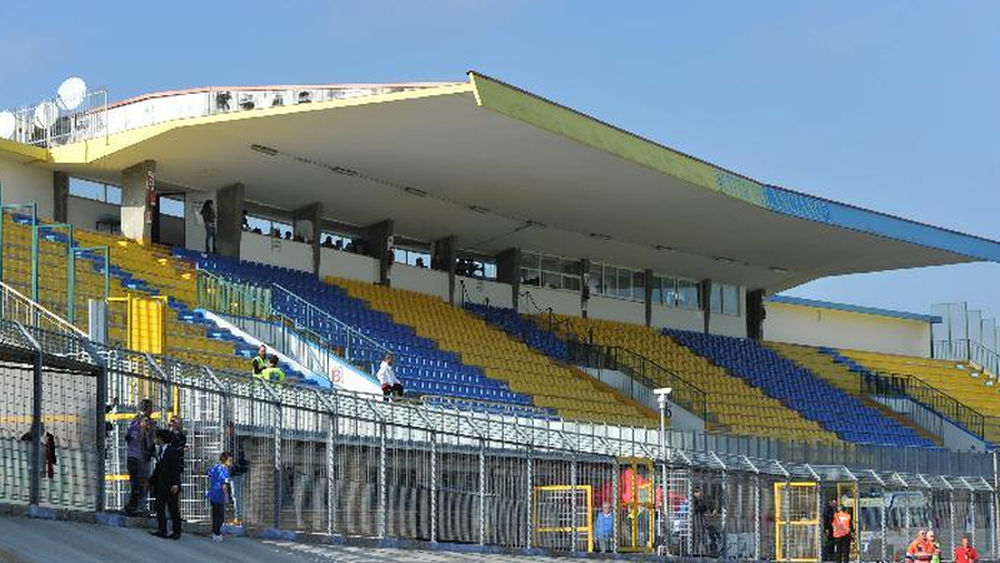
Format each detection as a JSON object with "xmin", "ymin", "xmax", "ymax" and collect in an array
[
  {"xmin": 761, "ymin": 184, "xmax": 1000, "ymax": 262},
  {"xmin": 768, "ymin": 295, "xmax": 941, "ymax": 323}
]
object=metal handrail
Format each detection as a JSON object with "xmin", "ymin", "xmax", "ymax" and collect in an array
[
  {"xmin": 0, "ymin": 279, "xmax": 87, "ymax": 337},
  {"xmin": 271, "ymin": 283, "xmax": 389, "ymax": 356},
  {"xmin": 566, "ymin": 340, "xmax": 708, "ymax": 421},
  {"xmin": 934, "ymin": 338, "xmax": 1000, "ymax": 378},
  {"xmin": 860, "ymin": 369, "xmax": 1000, "ymax": 442}
]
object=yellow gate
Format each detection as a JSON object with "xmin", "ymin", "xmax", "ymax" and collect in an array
[
  {"xmin": 109, "ymin": 295, "xmax": 169, "ymax": 406},
  {"xmin": 617, "ymin": 457, "xmax": 656, "ymax": 553},
  {"xmin": 775, "ymin": 481, "xmax": 820, "ymax": 562}
]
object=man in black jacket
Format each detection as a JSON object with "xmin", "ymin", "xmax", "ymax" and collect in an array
[
  {"xmin": 149, "ymin": 429, "xmax": 183, "ymax": 539},
  {"xmin": 822, "ymin": 498, "xmax": 838, "ymax": 561}
]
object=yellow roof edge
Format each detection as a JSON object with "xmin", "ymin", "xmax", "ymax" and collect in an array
[
  {"xmin": 49, "ymin": 81, "xmax": 476, "ymax": 165},
  {"xmin": 0, "ymin": 138, "xmax": 51, "ymax": 163}
]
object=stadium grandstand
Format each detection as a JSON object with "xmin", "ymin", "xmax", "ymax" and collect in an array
[{"xmin": 0, "ymin": 72, "xmax": 998, "ymax": 560}]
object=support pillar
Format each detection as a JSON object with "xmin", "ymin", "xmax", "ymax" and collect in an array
[
  {"xmin": 580, "ymin": 259, "xmax": 591, "ymax": 319},
  {"xmin": 52, "ymin": 171, "xmax": 69, "ymax": 223},
  {"xmin": 747, "ymin": 288, "xmax": 765, "ymax": 340},
  {"xmin": 216, "ymin": 183, "xmax": 245, "ymax": 259},
  {"xmin": 120, "ymin": 160, "xmax": 156, "ymax": 244},
  {"xmin": 496, "ymin": 247, "xmax": 520, "ymax": 310},
  {"xmin": 644, "ymin": 268, "xmax": 654, "ymax": 327},
  {"xmin": 365, "ymin": 219, "xmax": 394, "ymax": 286},
  {"xmin": 700, "ymin": 279, "xmax": 712, "ymax": 334},
  {"xmin": 292, "ymin": 201, "xmax": 322, "ymax": 275},
  {"xmin": 433, "ymin": 236, "xmax": 457, "ymax": 304}
]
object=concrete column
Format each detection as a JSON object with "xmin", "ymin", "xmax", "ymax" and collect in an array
[
  {"xmin": 365, "ymin": 219, "xmax": 394, "ymax": 286},
  {"xmin": 292, "ymin": 202, "xmax": 322, "ymax": 275},
  {"xmin": 644, "ymin": 268, "xmax": 654, "ymax": 327},
  {"xmin": 215, "ymin": 183, "xmax": 245, "ymax": 259},
  {"xmin": 52, "ymin": 171, "xmax": 69, "ymax": 223},
  {"xmin": 580, "ymin": 259, "xmax": 591, "ymax": 319},
  {"xmin": 120, "ymin": 160, "xmax": 156, "ymax": 243},
  {"xmin": 495, "ymin": 247, "xmax": 520, "ymax": 310},
  {"xmin": 746, "ymin": 288, "xmax": 766, "ymax": 340},
  {"xmin": 433, "ymin": 236, "xmax": 457, "ymax": 304},
  {"xmin": 700, "ymin": 279, "xmax": 712, "ymax": 334}
]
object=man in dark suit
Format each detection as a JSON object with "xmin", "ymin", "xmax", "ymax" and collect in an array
[{"xmin": 149, "ymin": 428, "xmax": 183, "ymax": 539}]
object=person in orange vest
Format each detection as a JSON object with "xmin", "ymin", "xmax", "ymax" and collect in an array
[
  {"xmin": 907, "ymin": 530, "xmax": 935, "ymax": 563},
  {"xmin": 831, "ymin": 504, "xmax": 853, "ymax": 563}
]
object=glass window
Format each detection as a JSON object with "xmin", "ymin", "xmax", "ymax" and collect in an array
[
  {"xmin": 540, "ymin": 255, "xmax": 560, "ymax": 274},
  {"xmin": 520, "ymin": 268, "xmax": 540, "ymax": 286},
  {"xmin": 541, "ymin": 271, "xmax": 562, "ymax": 289},
  {"xmin": 160, "ymin": 197, "xmax": 184, "ymax": 218},
  {"xmin": 723, "ymin": 284, "xmax": 740, "ymax": 316},
  {"xmin": 651, "ymin": 275, "xmax": 663, "ymax": 305},
  {"xmin": 521, "ymin": 252, "xmax": 540, "ymax": 270},
  {"xmin": 617, "ymin": 268, "xmax": 632, "ymax": 299},
  {"xmin": 106, "ymin": 185, "xmax": 122, "ymax": 205},
  {"xmin": 677, "ymin": 279, "xmax": 700, "ymax": 310},
  {"xmin": 563, "ymin": 275, "xmax": 580, "ymax": 291},
  {"xmin": 589, "ymin": 263, "xmax": 603, "ymax": 294},
  {"xmin": 69, "ymin": 178, "xmax": 108, "ymax": 201},
  {"xmin": 710, "ymin": 283, "xmax": 723, "ymax": 314},
  {"xmin": 561, "ymin": 260, "xmax": 580, "ymax": 276},
  {"xmin": 632, "ymin": 271, "xmax": 646, "ymax": 301},
  {"xmin": 663, "ymin": 277, "xmax": 679, "ymax": 307}
]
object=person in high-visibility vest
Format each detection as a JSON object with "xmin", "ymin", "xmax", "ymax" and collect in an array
[
  {"xmin": 250, "ymin": 344, "xmax": 268, "ymax": 376},
  {"xmin": 259, "ymin": 355, "xmax": 286, "ymax": 385},
  {"xmin": 831, "ymin": 504, "xmax": 853, "ymax": 563},
  {"xmin": 907, "ymin": 530, "xmax": 936, "ymax": 563}
]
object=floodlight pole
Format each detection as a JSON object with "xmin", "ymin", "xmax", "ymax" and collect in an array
[{"xmin": 654, "ymin": 387, "xmax": 672, "ymax": 556}]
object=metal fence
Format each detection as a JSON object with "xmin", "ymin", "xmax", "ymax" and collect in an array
[{"xmin": 0, "ymin": 318, "xmax": 998, "ymax": 560}]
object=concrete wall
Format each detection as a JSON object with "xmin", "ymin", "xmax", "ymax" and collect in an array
[
  {"xmin": 67, "ymin": 196, "xmax": 118, "ymax": 232},
  {"xmin": 709, "ymin": 287, "xmax": 747, "ymax": 338},
  {"xmin": 588, "ymin": 295, "xmax": 645, "ymax": 325},
  {"xmin": 319, "ymin": 248, "xmax": 379, "ymax": 283},
  {"xmin": 240, "ymin": 231, "xmax": 313, "ymax": 273},
  {"xmin": 457, "ymin": 276, "xmax": 513, "ymax": 308},
  {"xmin": 0, "ymin": 155, "xmax": 52, "ymax": 219},
  {"xmin": 650, "ymin": 304, "xmax": 704, "ymax": 332},
  {"xmin": 518, "ymin": 286, "xmax": 580, "ymax": 316},
  {"xmin": 390, "ymin": 264, "xmax": 449, "ymax": 301},
  {"xmin": 764, "ymin": 300, "xmax": 931, "ymax": 356}
]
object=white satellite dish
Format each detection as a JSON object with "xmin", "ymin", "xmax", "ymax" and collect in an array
[
  {"xmin": 33, "ymin": 101, "xmax": 58, "ymax": 129},
  {"xmin": 56, "ymin": 77, "xmax": 87, "ymax": 110},
  {"xmin": 0, "ymin": 112, "xmax": 15, "ymax": 139}
]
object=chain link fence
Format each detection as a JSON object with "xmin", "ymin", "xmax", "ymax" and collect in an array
[{"xmin": 0, "ymin": 318, "xmax": 998, "ymax": 561}]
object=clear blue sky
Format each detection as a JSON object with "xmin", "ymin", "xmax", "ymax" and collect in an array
[{"xmin": 2, "ymin": 1, "xmax": 998, "ymax": 317}]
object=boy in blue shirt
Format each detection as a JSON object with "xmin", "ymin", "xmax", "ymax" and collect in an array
[
  {"xmin": 207, "ymin": 452, "xmax": 232, "ymax": 542},
  {"xmin": 594, "ymin": 500, "xmax": 615, "ymax": 552}
]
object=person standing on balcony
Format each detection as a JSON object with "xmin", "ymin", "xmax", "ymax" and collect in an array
[
  {"xmin": 201, "ymin": 200, "xmax": 216, "ymax": 254},
  {"xmin": 377, "ymin": 353, "xmax": 403, "ymax": 400}
]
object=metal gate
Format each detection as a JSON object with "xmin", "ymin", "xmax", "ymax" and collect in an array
[{"xmin": 776, "ymin": 481, "xmax": 821, "ymax": 562}]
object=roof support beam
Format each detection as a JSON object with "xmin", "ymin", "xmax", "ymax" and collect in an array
[
  {"xmin": 52, "ymin": 171, "xmax": 68, "ymax": 223},
  {"xmin": 495, "ymin": 247, "xmax": 520, "ymax": 310},
  {"xmin": 120, "ymin": 160, "xmax": 156, "ymax": 244},
  {"xmin": 433, "ymin": 235, "xmax": 457, "ymax": 304},
  {"xmin": 216, "ymin": 182, "xmax": 245, "ymax": 260},
  {"xmin": 700, "ymin": 278, "xmax": 712, "ymax": 334},
  {"xmin": 292, "ymin": 201, "xmax": 323, "ymax": 275},
  {"xmin": 365, "ymin": 219, "xmax": 394, "ymax": 286}
]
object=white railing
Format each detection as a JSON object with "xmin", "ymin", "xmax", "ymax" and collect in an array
[
  {"xmin": 0, "ymin": 280, "xmax": 86, "ymax": 337},
  {"xmin": 7, "ymin": 83, "xmax": 456, "ymax": 148}
]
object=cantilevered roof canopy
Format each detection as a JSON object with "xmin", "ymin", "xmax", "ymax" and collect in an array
[{"xmin": 23, "ymin": 72, "xmax": 1000, "ymax": 292}]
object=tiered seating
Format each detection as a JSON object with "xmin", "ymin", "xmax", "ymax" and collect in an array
[
  {"xmin": 667, "ymin": 330, "xmax": 934, "ymax": 447},
  {"xmin": 0, "ymin": 214, "xmax": 309, "ymax": 384},
  {"xmin": 465, "ymin": 303, "xmax": 569, "ymax": 362},
  {"xmin": 176, "ymin": 251, "xmax": 543, "ymax": 414},
  {"xmin": 332, "ymin": 280, "xmax": 655, "ymax": 426},
  {"xmin": 541, "ymin": 314, "xmax": 835, "ymax": 442},
  {"xmin": 839, "ymin": 349, "xmax": 1000, "ymax": 442},
  {"xmin": 767, "ymin": 342, "xmax": 861, "ymax": 395}
]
